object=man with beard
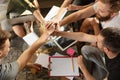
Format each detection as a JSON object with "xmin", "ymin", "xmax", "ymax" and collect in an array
[
  {"xmin": 79, "ymin": 0, "xmax": 120, "ymax": 35},
  {"xmin": 53, "ymin": 27, "xmax": 120, "ymax": 80},
  {"xmin": 59, "ymin": 0, "xmax": 120, "ymax": 35}
]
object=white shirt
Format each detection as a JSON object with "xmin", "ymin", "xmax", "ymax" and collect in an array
[
  {"xmin": 93, "ymin": 2, "xmax": 120, "ymax": 29},
  {"xmin": 101, "ymin": 12, "xmax": 120, "ymax": 29}
]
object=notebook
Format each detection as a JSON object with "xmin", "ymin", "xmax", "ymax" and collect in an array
[
  {"xmin": 48, "ymin": 56, "xmax": 79, "ymax": 76},
  {"xmin": 45, "ymin": 5, "xmax": 67, "ymax": 21},
  {"xmin": 35, "ymin": 53, "xmax": 50, "ymax": 68}
]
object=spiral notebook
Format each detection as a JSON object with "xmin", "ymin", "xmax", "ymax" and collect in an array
[{"xmin": 48, "ymin": 56, "xmax": 79, "ymax": 77}]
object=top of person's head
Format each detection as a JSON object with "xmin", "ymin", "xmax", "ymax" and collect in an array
[
  {"xmin": 0, "ymin": 30, "xmax": 11, "ymax": 50},
  {"xmin": 100, "ymin": 0, "xmax": 120, "ymax": 13},
  {"xmin": 100, "ymin": 27, "xmax": 120, "ymax": 54}
]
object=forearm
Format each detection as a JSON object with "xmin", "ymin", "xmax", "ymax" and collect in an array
[
  {"xmin": 53, "ymin": 8, "xmax": 67, "ymax": 22},
  {"xmin": 55, "ymin": 31, "xmax": 97, "ymax": 43},
  {"xmin": 33, "ymin": 9, "xmax": 45, "ymax": 24},
  {"xmin": 52, "ymin": 0, "xmax": 72, "ymax": 22},
  {"xmin": 77, "ymin": 2, "xmax": 94, "ymax": 10},
  {"xmin": 59, "ymin": 11, "xmax": 80, "ymax": 26},
  {"xmin": 33, "ymin": 0, "xmax": 45, "ymax": 23},
  {"xmin": 17, "ymin": 33, "xmax": 49, "ymax": 72},
  {"xmin": 93, "ymin": 24, "xmax": 100, "ymax": 35},
  {"xmin": 59, "ymin": 5, "xmax": 95, "ymax": 26},
  {"xmin": 61, "ymin": 0, "xmax": 73, "ymax": 8},
  {"xmin": 92, "ymin": 18, "xmax": 100, "ymax": 35}
]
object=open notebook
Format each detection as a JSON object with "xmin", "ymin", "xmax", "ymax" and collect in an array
[
  {"xmin": 45, "ymin": 5, "xmax": 67, "ymax": 21},
  {"xmin": 48, "ymin": 56, "xmax": 79, "ymax": 77}
]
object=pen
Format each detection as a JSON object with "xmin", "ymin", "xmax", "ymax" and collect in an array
[{"xmin": 66, "ymin": 48, "xmax": 75, "ymax": 72}]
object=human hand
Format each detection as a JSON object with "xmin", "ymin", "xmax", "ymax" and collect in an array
[
  {"xmin": 45, "ymin": 21, "xmax": 61, "ymax": 32},
  {"xmin": 39, "ymin": 20, "xmax": 48, "ymax": 33},
  {"xmin": 76, "ymin": 55, "xmax": 87, "ymax": 70},
  {"xmin": 26, "ymin": 62, "xmax": 42, "ymax": 71},
  {"xmin": 40, "ymin": 21, "xmax": 56, "ymax": 39},
  {"xmin": 51, "ymin": 16, "xmax": 62, "ymax": 31},
  {"xmin": 45, "ymin": 21, "xmax": 56, "ymax": 35}
]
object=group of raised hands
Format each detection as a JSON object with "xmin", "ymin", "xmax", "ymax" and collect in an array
[{"xmin": 40, "ymin": 21, "xmax": 60, "ymax": 37}]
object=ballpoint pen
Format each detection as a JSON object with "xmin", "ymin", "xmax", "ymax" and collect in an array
[{"xmin": 66, "ymin": 47, "xmax": 75, "ymax": 72}]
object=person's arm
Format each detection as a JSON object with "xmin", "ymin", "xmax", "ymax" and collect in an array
[
  {"xmin": 77, "ymin": 55, "xmax": 96, "ymax": 80},
  {"xmin": 61, "ymin": 0, "xmax": 73, "ymax": 8},
  {"xmin": 54, "ymin": 31, "xmax": 97, "ymax": 43},
  {"xmin": 67, "ymin": 2, "xmax": 94, "ymax": 11},
  {"xmin": 32, "ymin": 0, "xmax": 45, "ymax": 24},
  {"xmin": 33, "ymin": 9, "xmax": 45, "ymax": 24},
  {"xmin": 52, "ymin": 0, "xmax": 73, "ymax": 22},
  {"xmin": 91, "ymin": 18, "xmax": 100, "ymax": 35},
  {"xmin": 33, "ymin": 0, "xmax": 40, "ymax": 9},
  {"xmin": 59, "ymin": 3, "xmax": 96, "ymax": 26},
  {"xmin": 17, "ymin": 22, "xmax": 55, "ymax": 72},
  {"xmin": 26, "ymin": 62, "xmax": 42, "ymax": 70}
]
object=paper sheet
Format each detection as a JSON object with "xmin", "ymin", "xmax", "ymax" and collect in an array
[
  {"xmin": 35, "ymin": 53, "xmax": 49, "ymax": 68},
  {"xmin": 49, "ymin": 57, "xmax": 79, "ymax": 77}
]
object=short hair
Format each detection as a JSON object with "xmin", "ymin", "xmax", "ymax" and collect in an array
[
  {"xmin": 100, "ymin": 27, "xmax": 120, "ymax": 54},
  {"xmin": 100, "ymin": 0, "xmax": 120, "ymax": 12},
  {"xmin": 0, "ymin": 30, "xmax": 11, "ymax": 50}
]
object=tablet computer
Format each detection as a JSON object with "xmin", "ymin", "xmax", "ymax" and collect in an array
[{"xmin": 53, "ymin": 36, "xmax": 77, "ymax": 51}]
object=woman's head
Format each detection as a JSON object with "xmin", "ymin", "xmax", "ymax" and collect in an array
[{"xmin": 0, "ymin": 30, "xmax": 11, "ymax": 58}]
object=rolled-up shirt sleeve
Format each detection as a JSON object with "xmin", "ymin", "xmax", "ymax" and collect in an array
[{"xmin": 93, "ymin": 2, "xmax": 98, "ymax": 12}]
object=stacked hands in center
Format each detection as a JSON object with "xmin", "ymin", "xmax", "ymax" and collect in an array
[{"xmin": 40, "ymin": 21, "xmax": 60, "ymax": 37}]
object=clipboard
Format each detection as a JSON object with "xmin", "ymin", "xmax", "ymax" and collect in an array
[{"xmin": 48, "ymin": 56, "xmax": 79, "ymax": 77}]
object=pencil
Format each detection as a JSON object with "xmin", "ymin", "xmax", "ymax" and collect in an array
[{"xmin": 71, "ymin": 57, "xmax": 74, "ymax": 72}]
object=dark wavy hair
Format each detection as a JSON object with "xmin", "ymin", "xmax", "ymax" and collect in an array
[{"xmin": 100, "ymin": 27, "xmax": 120, "ymax": 54}]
